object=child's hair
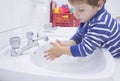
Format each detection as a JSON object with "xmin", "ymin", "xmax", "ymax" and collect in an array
[{"xmin": 68, "ymin": 0, "xmax": 106, "ymax": 6}]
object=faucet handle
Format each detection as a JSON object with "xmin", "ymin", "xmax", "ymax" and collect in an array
[
  {"xmin": 9, "ymin": 37, "xmax": 22, "ymax": 56},
  {"xmin": 44, "ymin": 36, "xmax": 49, "ymax": 41},
  {"xmin": 26, "ymin": 32, "xmax": 34, "ymax": 40},
  {"xmin": 9, "ymin": 37, "xmax": 21, "ymax": 49}
]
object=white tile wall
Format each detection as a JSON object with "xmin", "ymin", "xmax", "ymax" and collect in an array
[
  {"xmin": 105, "ymin": 0, "xmax": 120, "ymax": 18},
  {"xmin": 54, "ymin": 0, "xmax": 68, "ymax": 7},
  {"xmin": 0, "ymin": 0, "xmax": 12, "ymax": 32}
]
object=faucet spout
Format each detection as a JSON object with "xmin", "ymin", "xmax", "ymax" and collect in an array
[
  {"xmin": 22, "ymin": 32, "xmax": 49, "ymax": 52},
  {"xmin": 34, "ymin": 35, "xmax": 49, "ymax": 42},
  {"xmin": 21, "ymin": 41, "xmax": 39, "ymax": 52}
]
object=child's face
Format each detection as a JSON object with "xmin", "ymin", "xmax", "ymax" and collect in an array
[{"xmin": 72, "ymin": 3, "xmax": 100, "ymax": 23}]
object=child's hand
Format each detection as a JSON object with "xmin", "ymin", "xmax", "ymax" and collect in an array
[
  {"xmin": 44, "ymin": 40, "xmax": 74, "ymax": 61},
  {"xmin": 44, "ymin": 42, "xmax": 64, "ymax": 61}
]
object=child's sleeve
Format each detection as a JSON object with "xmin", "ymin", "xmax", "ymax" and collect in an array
[
  {"xmin": 70, "ymin": 24, "xmax": 110, "ymax": 57},
  {"xmin": 70, "ymin": 23, "xmax": 84, "ymax": 44},
  {"xmin": 70, "ymin": 30, "xmax": 82, "ymax": 44}
]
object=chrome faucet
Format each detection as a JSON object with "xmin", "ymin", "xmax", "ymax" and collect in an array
[{"xmin": 9, "ymin": 32, "xmax": 48, "ymax": 56}]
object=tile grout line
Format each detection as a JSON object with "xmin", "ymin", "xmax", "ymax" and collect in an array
[{"xmin": 0, "ymin": 25, "xmax": 28, "ymax": 34}]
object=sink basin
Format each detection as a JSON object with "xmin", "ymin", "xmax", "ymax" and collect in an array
[
  {"xmin": 30, "ymin": 42, "xmax": 115, "ymax": 80},
  {"xmin": 0, "ymin": 27, "xmax": 115, "ymax": 81},
  {"xmin": 31, "ymin": 47, "xmax": 109, "ymax": 74}
]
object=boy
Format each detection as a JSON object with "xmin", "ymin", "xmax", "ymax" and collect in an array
[{"xmin": 44, "ymin": 0, "xmax": 120, "ymax": 61}]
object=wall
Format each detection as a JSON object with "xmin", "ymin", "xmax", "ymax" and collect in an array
[
  {"xmin": 0, "ymin": 0, "xmax": 120, "ymax": 50},
  {"xmin": 0, "ymin": 0, "xmax": 50, "ymax": 50},
  {"xmin": 105, "ymin": 0, "xmax": 120, "ymax": 18}
]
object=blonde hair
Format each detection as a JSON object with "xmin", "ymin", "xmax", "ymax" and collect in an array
[{"xmin": 68, "ymin": 0, "xmax": 106, "ymax": 6}]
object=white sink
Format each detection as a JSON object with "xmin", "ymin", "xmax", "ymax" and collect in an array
[
  {"xmin": 31, "ymin": 46, "xmax": 112, "ymax": 74},
  {"xmin": 30, "ymin": 43, "xmax": 115, "ymax": 81},
  {"xmin": 0, "ymin": 27, "xmax": 115, "ymax": 81}
]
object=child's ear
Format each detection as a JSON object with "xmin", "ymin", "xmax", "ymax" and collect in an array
[{"xmin": 97, "ymin": 0, "xmax": 104, "ymax": 10}]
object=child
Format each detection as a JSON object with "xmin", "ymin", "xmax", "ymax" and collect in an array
[{"xmin": 44, "ymin": 0, "xmax": 120, "ymax": 61}]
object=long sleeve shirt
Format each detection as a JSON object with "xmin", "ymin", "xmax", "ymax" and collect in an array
[{"xmin": 70, "ymin": 6, "xmax": 120, "ymax": 58}]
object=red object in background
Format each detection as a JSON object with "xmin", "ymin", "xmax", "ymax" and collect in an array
[
  {"xmin": 59, "ymin": 7, "xmax": 70, "ymax": 14},
  {"xmin": 59, "ymin": 4, "xmax": 70, "ymax": 14},
  {"xmin": 50, "ymin": 0, "xmax": 57, "ymax": 23},
  {"xmin": 52, "ymin": 13, "xmax": 80, "ymax": 27}
]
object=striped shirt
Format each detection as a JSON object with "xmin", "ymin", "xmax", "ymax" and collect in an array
[{"xmin": 70, "ymin": 6, "xmax": 120, "ymax": 58}]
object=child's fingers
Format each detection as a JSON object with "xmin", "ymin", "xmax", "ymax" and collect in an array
[
  {"xmin": 50, "ymin": 42, "xmax": 58, "ymax": 46},
  {"xmin": 56, "ymin": 40, "xmax": 64, "ymax": 46},
  {"xmin": 44, "ymin": 48, "xmax": 51, "ymax": 53},
  {"xmin": 44, "ymin": 53, "xmax": 56, "ymax": 61},
  {"xmin": 47, "ymin": 56, "xmax": 55, "ymax": 61}
]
